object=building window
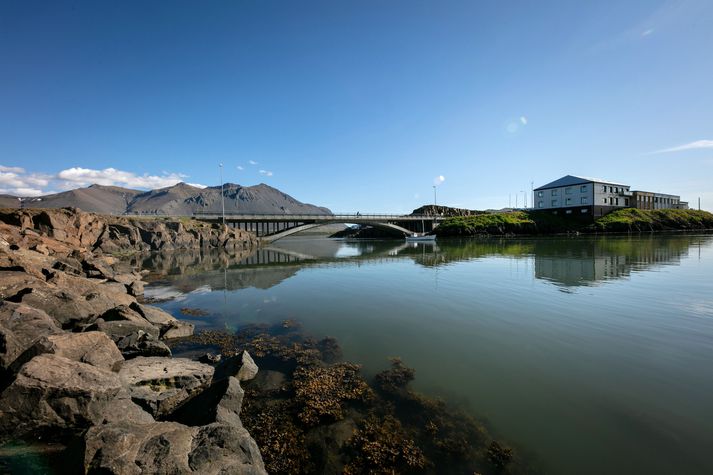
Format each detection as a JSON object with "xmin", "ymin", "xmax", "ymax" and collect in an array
[
  {"xmin": 566, "ymin": 209, "xmax": 572, "ymax": 214},
  {"xmin": 537, "ymin": 191, "xmax": 543, "ymax": 197},
  {"xmin": 551, "ymin": 199, "xmax": 558, "ymax": 207},
  {"xmin": 581, "ymin": 208, "xmax": 588, "ymax": 213},
  {"xmin": 565, "ymin": 187, "xmax": 572, "ymax": 195},
  {"xmin": 602, "ymin": 185, "xmax": 607, "ymax": 192},
  {"xmin": 603, "ymin": 198, "xmax": 607, "ymax": 203},
  {"xmin": 615, "ymin": 198, "xmax": 619, "ymax": 205},
  {"xmin": 538, "ymin": 201, "xmax": 544, "ymax": 208},
  {"xmin": 580, "ymin": 185, "xmax": 587, "ymax": 192},
  {"xmin": 581, "ymin": 197, "xmax": 588, "ymax": 204},
  {"xmin": 625, "ymin": 198, "xmax": 629, "ymax": 206},
  {"xmin": 551, "ymin": 189, "xmax": 558, "ymax": 196},
  {"xmin": 566, "ymin": 198, "xmax": 572, "ymax": 204}
]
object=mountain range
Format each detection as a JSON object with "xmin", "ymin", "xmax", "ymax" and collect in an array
[{"xmin": 2, "ymin": 183, "xmax": 331, "ymax": 216}]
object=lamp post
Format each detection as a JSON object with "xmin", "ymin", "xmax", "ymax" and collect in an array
[{"xmin": 219, "ymin": 163, "xmax": 225, "ymax": 225}]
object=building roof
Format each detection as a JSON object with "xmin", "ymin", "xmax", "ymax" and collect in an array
[{"xmin": 534, "ymin": 175, "xmax": 629, "ymax": 191}]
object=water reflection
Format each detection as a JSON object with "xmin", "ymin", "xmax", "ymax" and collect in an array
[
  {"xmin": 136, "ymin": 235, "xmax": 712, "ymax": 294},
  {"xmin": 135, "ymin": 234, "xmax": 713, "ymax": 475}
]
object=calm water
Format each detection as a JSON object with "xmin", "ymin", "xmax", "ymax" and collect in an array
[{"xmin": 146, "ymin": 235, "xmax": 713, "ymax": 474}]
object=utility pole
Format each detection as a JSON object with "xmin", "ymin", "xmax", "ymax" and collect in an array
[
  {"xmin": 509, "ymin": 193, "xmax": 511, "ymax": 208},
  {"xmin": 515, "ymin": 194, "xmax": 518, "ymax": 208},
  {"xmin": 433, "ymin": 185, "xmax": 437, "ymax": 208},
  {"xmin": 219, "ymin": 163, "xmax": 225, "ymax": 225},
  {"xmin": 699, "ymin": 197, "xmax": 701, "ymax": 211}
]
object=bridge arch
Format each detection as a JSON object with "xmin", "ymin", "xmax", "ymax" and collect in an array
[{"xmin": 261, "ymin": 220, "xmax": 413, "ymax": 243}]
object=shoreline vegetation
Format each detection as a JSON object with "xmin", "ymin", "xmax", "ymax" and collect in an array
[
  {"xmin": 0, "ymin": 207, "xmax": 531, "ymax": 474},
  {"xmin": 433, "ymin": 209, "xmax": 713, "ymax": 237},
  {"xmin": 174, "ymin": 323, "xmax": 532, "ymax": 474}
]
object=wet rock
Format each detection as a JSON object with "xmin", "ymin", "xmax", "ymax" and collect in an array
[
  {"xmin": 119, "ymin": 357, "xmax": 214, "ymax": 418},
  {"xmin": 21, "ymin": 331, "xmax": 124, "ymax": 373},
  {"xmin": 0, "ymin": 302, "xmax": 60, "ymax": 378},
  {"xmin": 0, "ymin": 354, "xmax": 122, "ymax": 442}
]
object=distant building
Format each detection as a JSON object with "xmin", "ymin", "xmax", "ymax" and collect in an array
[
  {"xmin": 533, "ymin": 175, "xmax": 686, "ymax": 217},
  {"xmin": 631, "ymin": 191, "xmax": 687, "ymax": 210},
  {"xmin": 533, "ymin": 175, "xmax": 632, "ymax": 217}
]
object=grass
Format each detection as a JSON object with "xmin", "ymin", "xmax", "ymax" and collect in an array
[
  {"xmin": 588, "ymin": 208, "xmax": 713, "ymax": 232},
  {"xmin": 435, "ymin": 208, "xmax": 713, "ymax": 236}
]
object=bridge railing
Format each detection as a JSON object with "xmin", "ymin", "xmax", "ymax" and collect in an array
[{"xmin": 190, "ymin": 212, "xmax": 445, "ymax": 220}]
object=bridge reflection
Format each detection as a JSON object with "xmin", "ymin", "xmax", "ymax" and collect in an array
[{"xmin": 130, "ymin": 235, "xmax": 712, "ymax": 296}]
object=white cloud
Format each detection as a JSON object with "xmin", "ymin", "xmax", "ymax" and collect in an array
[
  {"xmin": 259, "ymin": 170, "xmax": 273, "ymax": 177},
  {"xmin": 642, "ymin": 28, "xmax": 655, "ymax": 37},
  {"xmin": 0, "ymin": 165, "xmax": 206, "ymax": 196},
  {"xmin": 236, "ymin": 165, "xmax": 244, "ymax": 170},
  {"xmin": 248, "ymin": 160, "xmax": 258, "ymax": 165},
  {"xmin": 186, "ymin": 182, "xmax": 208, "ymax": 189},
  {"xmin": 0, "ymin": 165, "xmax": 25, "ymax": 173},
  {"xmin": 652, "ymin": 140, "xmax": 713, "ymax": 154},
  {"xmin": 433, "ymin": 175, "xmax": 445, "ymax": 186},
  {"xmin": 56, "ymin": 167, "xmax": 191, "ymax": 189},
  {"xmin": 520, "ymin": 116, "xmax": 528, "ymax": 125}
]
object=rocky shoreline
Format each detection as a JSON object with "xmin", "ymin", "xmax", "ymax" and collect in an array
[
  {"xmin": 0, "ymin": 208, "xmax": 265, "ymax": 473},
  {"xmin": 0, "ymin": 207, "xmax": 529, "ymax": 474}
]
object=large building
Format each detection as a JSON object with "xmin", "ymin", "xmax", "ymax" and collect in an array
[{"xmin": 533, "ymin": 175, "xmax": 686, "ymax": 217}]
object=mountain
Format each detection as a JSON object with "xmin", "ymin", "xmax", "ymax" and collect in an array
[
  {"xmin": 0, "ymin": 195, "xmax": 20, "ymax": 208},
  {"xmin": 21, "ymin": 185, "xmax": 142, "ymax": 214},
  {"xmin": 127, "ymin": 183, "xmax": 331, "ymax": 215},
  {"xmin": 2, "ymin": 182, "xmax": 331, "ymax": 216}
]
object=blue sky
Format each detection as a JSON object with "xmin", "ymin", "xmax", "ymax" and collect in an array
[{"xmin": 1, "ymin": 0, "xmax": 712, "ymax": 212}]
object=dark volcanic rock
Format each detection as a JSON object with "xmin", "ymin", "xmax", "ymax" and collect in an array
[{"xmin": 0, "ymin": 354, "xmax": 123, "ymax": 442}]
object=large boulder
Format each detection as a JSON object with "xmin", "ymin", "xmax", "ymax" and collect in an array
[
  {"xmin": 12, "ymin": 272, "xmax": 136, "ymax": 328},
  {"xmin": 119, "ymin": 357, "xmax": 214, "ymax": 418},
  {"xmin": 21, "ymin": 331, "xmax": 124, "ymax": 373},
  {"xmin": 84, "ymin": 420, "xmax": 266, "ymax": 475},
  {"xmin": 0, "ymin": 302, "xmax": 60, "ymax": 379},
  {"xmin": 0, "ymin": 354, "xmax": 123, "ymax": 441}
]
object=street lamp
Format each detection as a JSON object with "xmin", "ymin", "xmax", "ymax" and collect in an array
[{"xmin": 219, "ymin": 163, "xmax": 225, "ymax": 225}]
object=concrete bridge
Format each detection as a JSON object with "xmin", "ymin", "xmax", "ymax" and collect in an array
[{"xmin": 192, "ymin": 213, "xmax": 445, "ymax": 242}]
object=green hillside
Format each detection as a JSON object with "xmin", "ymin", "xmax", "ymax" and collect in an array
[{"xmin": 434, "ymin": 208, "xmax": 713, "ymax": 236}]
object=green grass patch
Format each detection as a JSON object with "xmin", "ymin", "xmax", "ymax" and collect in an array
[{"xmin": 435, "ymin": 209, "xmax": 713, "ymax": 236}]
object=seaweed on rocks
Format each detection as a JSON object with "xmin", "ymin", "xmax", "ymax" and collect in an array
[
  {"xmin": 181, "ymin": 322, "xmax": 531, "ymax": 474},
  {"xmin": 344, "ymin": 414, "xmax": 428, "ymax": 474},
  {"xmin": 293, "ymin": 363, "xmax": 373, "ymax": 426}
]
